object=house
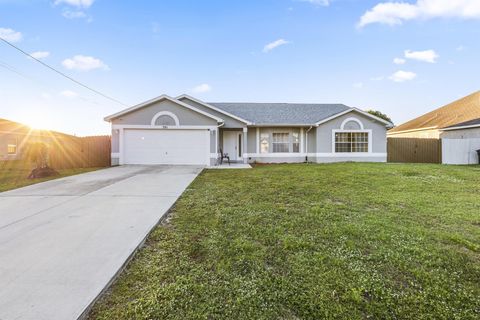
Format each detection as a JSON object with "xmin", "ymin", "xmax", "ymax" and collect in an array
[
  {"xmin": 388, "ymin": 91, "xmax": 480, "ymax": 139},
  {"xmin": 441, "ymin": 118, "xmax": 480, "ymax": 165},
  {"xmin": 0, "ymin": 118, "xmax": 79, "ymax": 162},
  {"xmin": 105, "ymin": 95, "xmax": 391, "ymax": 166}
]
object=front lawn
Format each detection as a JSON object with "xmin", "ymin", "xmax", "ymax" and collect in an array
[
  {"xmin": 89, "ymin": 163, "xmax": 480, "ymax": 320},
  {"xmin": 0, "ymin": 161, "xmax": 101, "ymax": 192}
]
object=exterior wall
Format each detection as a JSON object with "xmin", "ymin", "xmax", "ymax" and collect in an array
[
  {"xmin": 247, "ymin": 129, "xmax": 256, "ymax": 153},
  {"xmin": 306, "ymin": 127, "xmax": 316, "ymax": 155},
  {"xmin": 0, "ymin": 131, "xmax": 59, "ymax": 161},
  {"xmin": 388, "ymin": 129, "xmax": 440, "ymax": 139},
  {"xmin": 314, "ymin": 111, "xmax": 387, "ymax": 162},
  {"xmin": 440, "ymin": 127, "xmax": 480, "ymax": 139},
  {"xmin": 441, "ymin": 128, "xmax": 480, "ymax": 165},
  {"xmin": 111, "ymin": 99, "xmax": 217, "ymax": 126},
  {"xmin": 178, "ymin": 97, "xmax": 247, "ymax": 128}
]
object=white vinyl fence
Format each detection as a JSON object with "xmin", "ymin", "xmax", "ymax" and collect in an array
[{"xmin": 442, "ymin": 138, "xmax": 480, "ymax": 165}]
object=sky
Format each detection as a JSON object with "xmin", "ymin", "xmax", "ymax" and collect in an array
[{"xmin": 1, "ymin": 0, "xmax": 480, "ymax": 136}]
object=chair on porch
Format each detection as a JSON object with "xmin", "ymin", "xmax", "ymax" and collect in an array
[{"xmin": 219, "ymin": 148, "xmax": 230, "ymax": 165}]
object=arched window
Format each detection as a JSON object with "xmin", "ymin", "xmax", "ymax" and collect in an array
[
  {"xmin": 334, "ymin": 117, "xmax": 370, "ymax": 153},
  {"xmin": 151, "ymin": 111, "xmax": 180, "ymax": 126}
]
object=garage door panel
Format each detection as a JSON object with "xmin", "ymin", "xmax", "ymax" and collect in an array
[{"xmin": 124, "ymin": 129, "xmax": 208, "ymax": 165}]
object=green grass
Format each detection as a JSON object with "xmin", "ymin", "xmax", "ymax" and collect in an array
[
  {"xmin": 0, "ymin": 160, "xmax": 101, "ymax": 192},
  {"xmin": 89, "ymin": 163, "xmax": 480, "ymax": 320}
]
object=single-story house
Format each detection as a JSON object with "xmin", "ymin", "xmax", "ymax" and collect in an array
[
  {"xmin": 387, "ymin": 90, "xmax": 480, "ymax": 165},
  {"xmin": 388, "ymin": 91, "xmax": 480, "ymax": 139},
  {"xmin": 0, "ymin": 118, "xmax": 79, "ymax": 162},
  {"xmin": 441, "ymin": 118, "xmax": 480, "ymax": 165},
  {"xmin": 105, "ymin": 95, "xmax": 392, "ymax": 166}
]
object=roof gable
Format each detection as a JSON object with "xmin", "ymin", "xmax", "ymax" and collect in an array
[
  {"xmin": 389, "ymin": 90, "xmax": 480, "ymax": 134},
  {"xmin": 177, "ymin": 95, "xmax": 251, "ymax": 125},
  {"xmin": 104, "ymin": 95, "xmax": 224, "ymax": 123}
]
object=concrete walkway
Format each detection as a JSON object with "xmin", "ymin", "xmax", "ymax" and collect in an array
[{"xmin": 0, "ymin": 165, "xmax": 202, "ymax": 320}]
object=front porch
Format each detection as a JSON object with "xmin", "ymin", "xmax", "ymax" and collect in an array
[{"xmin": 215, "ymin": 126, "xmax": 309, "ymax": 165}]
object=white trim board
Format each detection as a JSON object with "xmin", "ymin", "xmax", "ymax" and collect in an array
[
  {"xmin": 112, "ymin": 124, "xmax": 217, "ymax": 130},
  {"xmin": 104, "ymin": 94, "xmax": 224, "ymax": 123},
  {"xmin": 441, "ymin": 124, "xmax": 480, "ymax": 131},
  {"xmin": 246, "ymin": 152, "xmax": 386, "ymax": 158}
]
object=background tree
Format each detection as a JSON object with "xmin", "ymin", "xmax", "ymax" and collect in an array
[{"xmin": 366, "ymin": 110, "xmax": 393, "ymax": 125}]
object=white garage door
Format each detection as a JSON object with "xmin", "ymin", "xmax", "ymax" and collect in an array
[{"xmin": 123, "ymin": 129, "xmax": 209, "ymax": 165}]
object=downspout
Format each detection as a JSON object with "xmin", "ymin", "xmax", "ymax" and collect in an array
[{"xmin": 305, "ymin": 126, "xmax": 313, "ymax": 163}]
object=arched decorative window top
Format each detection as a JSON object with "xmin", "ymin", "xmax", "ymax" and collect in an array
[
  {"xmin": 151, "ymin": 111, "xmax": 180, "ymax": 126},
  {"xmin": 340, "ymin": 117, "xmax": 364, "ymax": 130}
]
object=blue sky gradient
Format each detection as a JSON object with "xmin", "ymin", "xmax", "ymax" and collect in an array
[{"xmin": 1, "ymin": 0, "xmax": 479, "ymax": 135}]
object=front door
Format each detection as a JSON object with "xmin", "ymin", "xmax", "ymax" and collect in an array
[{"xmin": 223, "ymin": 131, "xmax": 243, "ymax": 161}]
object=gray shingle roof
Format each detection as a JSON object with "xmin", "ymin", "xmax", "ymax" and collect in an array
[
  {"xmin": 208, "ymin": 103, "xmax": 351, "ymax": 125},
  {"xmin": 444, "ymin": 117, "xmax": 480, "ymax": 129}
]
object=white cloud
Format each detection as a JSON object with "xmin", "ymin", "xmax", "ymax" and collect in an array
[
  {"xmin": 389, "ymin": 70, "xmax": 417, "ymax": 82},
  {"xmin": 358, "ymin": 0, "xmax": 480, "ymax": 28},
  {"xmin": 192, "ymin": 83, "xmax": 212, "ymax": 94},
  {"xmin": 41, "ymin": 93, "xmax": 51, "ymax": 99},
  {"xmin": 62, "ymin": 10, "xmax": 87, "ymax": 19},
  {"xmin": 60, "ymin": 90, "xmax": 78, "ymax": 98},
  {"xmin": 30, "ymin": 51, "xmax": 50, "ymax": 60},
  {"xmin": 55, "ymin": 0, "xmax": 95, "ymax": 8},
  {"xmin": 62, "ymin": 55, "xmax": 109, "ymax": 71},
  {"xmin": 393, "ymin": 57, "xmax": 406, "ymax": 65},
  {"xmin": 404, "ymin": 49, "xmax": 439, "ymax": 63},
  {"xmin": 456, "ymin": 45, "xmax": 466, "ymax": 51},
  {"xmin": 353, "ymin": 82, "xmax": 364, "ymax": 89},
  {"xmin": 297, "ymin": 0, "xmax": 330, "ymax": 6},
  {"xmin": 263, "ymin": 39, "xmax": 290, "ymax": 53},
  {"xmin": 0, "ymin": 28, "xmax": 22, "ymax": 42}
]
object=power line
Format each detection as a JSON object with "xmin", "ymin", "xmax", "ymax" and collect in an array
[
  {"xmin": 0, "ymin": 59, "xmax": 106, "ymax": 108},
  {"xmin": 0, "ymin": 37, "xmax": 129, "ymax": 107}
]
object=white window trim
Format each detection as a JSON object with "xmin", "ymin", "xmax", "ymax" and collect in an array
[
  {"xmin": 272, "ymin": 132, "xmax": 290, "ymax": 153},
  {"xmin": 151, "ymin": 111, "xmax": 180, "ymax": 126},
  {"xmin": 332, "ymin": 129, "xmax": 373, "ymax": 154},
  {"xmin": 7, "ymin": 137, "xmax": 18, "ymax": 155}
]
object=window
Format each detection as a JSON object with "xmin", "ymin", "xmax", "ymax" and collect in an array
[
  {"xmin": 292, "ymin": 132, "xmax": 300, "ymax": 153},
  {"xmin": 260, "ymin": 133, "xmax": 269, "ymax": 153},
  {"xmin": 272, "ymin": 133, "xmax": 289, "ymax": 153},
  {"xmin": 7, "ymin": 138, "xmax": 17, "ymax": 155},
  {"xmin": 335, "ymin": 132, "xmax": 368, "ymax": 153}
]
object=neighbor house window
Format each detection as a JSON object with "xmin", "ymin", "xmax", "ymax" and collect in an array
[
  {"xmin": 7, "ymin": 138, "xmax": 17, "ymax": 155},
  {"xmin": 292, "ymin": 132, "xmax": 300, "ymax": 153},
  {"xmin": 272, "ymin": 133, "xmax": 289, "ymax": 153},
  {"xmin": 260, "ymin": 133, "xmax": 269, "ymax": 153},
  {"xmin": 335, "ymin": 132, "xmax": 368, "ymax": 153}
]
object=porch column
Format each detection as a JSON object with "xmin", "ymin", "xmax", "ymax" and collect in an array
[{"xmin": 243, "ymin": 127, "xmax": 248, "ymax": 164}]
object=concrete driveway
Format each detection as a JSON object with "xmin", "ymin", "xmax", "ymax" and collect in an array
[{"xmin": 0, "ymin": 165, "xmax": 203, "ymax": 320}]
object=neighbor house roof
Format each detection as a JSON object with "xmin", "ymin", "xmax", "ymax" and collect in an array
[
  {"xmin": 209, "ymin": 103, "xmax": 352, "ymax": 125},
  {"xmin": 442, "ymin": 117, "xmax": 480, "ymax": 131},
  {"xmin": 389, "ymin": 90, "xmax": 480, "ymax": 134}
]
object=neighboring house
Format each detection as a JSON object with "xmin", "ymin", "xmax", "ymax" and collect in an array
[
  {"xmin": 388, "ymin": 91, "xmax": 480, "ymax": 139},
  {"xmin": 0, "ymin": 118, "xmax": 33, "ymax": 161},
  {"xmin": 0, "ymin": 118, "xmax": 77, "ymax": 162},
  {"xmin": 441, "ymin": 118, "xmax": 480, "ymax": 165},
  {"xmin": 104, "ymin": 95, "xmax": 392, "ymax": 166}
]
